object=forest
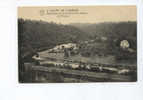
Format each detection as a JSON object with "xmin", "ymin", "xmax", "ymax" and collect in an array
[{"xmin": 18, "ymin": 18, "xmax": 137, "ymax": 61}]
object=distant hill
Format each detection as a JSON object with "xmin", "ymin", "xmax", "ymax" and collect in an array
[
  {"xmin": 71, "ymin": 22, "xmax": 137, "ymax": 60},
  {"xmin": 70, "ymin": 22, "xmax": 137, "ymax": 39},
  {"xmin": 18, "ymin": 19, "xmax": 137, "ymax": 61},
  {"xmin": 18, "ymin": 19, "xmax": 89, "ymax": 51}
]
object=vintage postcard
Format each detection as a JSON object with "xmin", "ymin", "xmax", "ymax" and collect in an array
[{"xmin": 18, "ymin": 6, "xmax": 137, "ymax": 83}]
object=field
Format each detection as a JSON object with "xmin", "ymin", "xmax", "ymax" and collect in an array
[{"xmin": 22, "ymin": 44, "xmax": 137, "ymax": 83}]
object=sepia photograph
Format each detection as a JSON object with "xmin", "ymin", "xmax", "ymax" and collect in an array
[{"xmin": 18, "ymin": 6, "xmax": 137, "ymax": 83}]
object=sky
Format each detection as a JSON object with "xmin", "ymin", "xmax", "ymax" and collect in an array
[{"xmin": 18, "ymin": 6, "xmax": 137, "ymax": 24}]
